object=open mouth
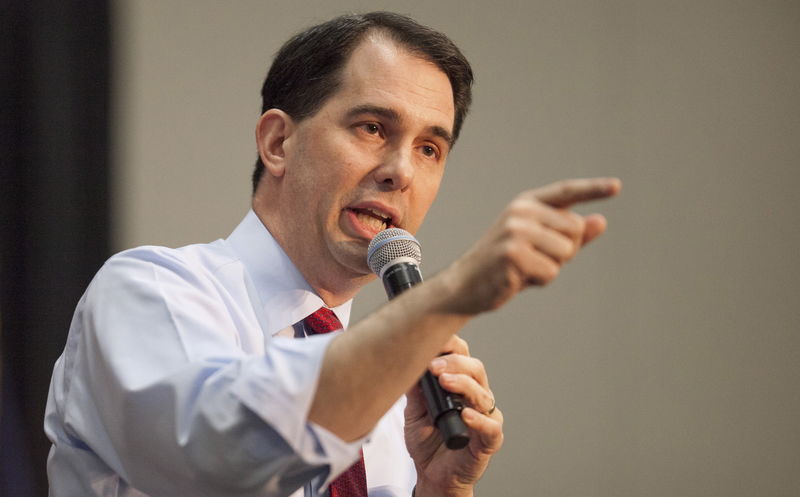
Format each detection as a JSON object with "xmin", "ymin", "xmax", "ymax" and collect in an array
[{"xmin": 349, "ymin": 207, "xmax": 393, "ymax": 232}]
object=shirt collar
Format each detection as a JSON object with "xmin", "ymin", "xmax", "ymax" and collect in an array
[{"xmin": 225, "ymin": 210, "xmax": 352, "ymax": 335}]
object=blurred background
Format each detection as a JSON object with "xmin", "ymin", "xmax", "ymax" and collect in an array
[{"xmin": 2, "ymin": 1, "xmax": 798, "ymax": 495}]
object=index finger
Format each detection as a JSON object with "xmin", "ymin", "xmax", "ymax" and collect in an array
[{"xmin": 529, "ymin": 177, "xmax": 622, "ymax": 208}]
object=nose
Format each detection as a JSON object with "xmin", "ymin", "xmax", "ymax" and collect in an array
[{"xmin": 373, "ymin": 148, "xmax": 414, "ymax": 192}]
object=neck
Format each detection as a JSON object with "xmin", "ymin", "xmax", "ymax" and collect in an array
[{"xmin": 312, "ymin": 273, "xmax": 374, "ymax": 308}]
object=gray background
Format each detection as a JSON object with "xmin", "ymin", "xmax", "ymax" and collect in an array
[{"xmin": 113, "ymin": 1, "xmax": 800, "ymax": 495}]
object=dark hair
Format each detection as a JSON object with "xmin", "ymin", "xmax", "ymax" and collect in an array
[{"xmin": 251, "ymin": 11, "xmax": 474, "ymax": 193}]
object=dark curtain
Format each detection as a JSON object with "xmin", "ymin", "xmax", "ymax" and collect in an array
[{"xmin": 1, "ymin": 1, "xmax": 111, "ymax": 495}]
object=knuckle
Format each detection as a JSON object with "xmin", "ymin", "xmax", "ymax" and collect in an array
[
  {"xmin": 552, "ymin": 252, "xmax": 568, "ymax": 266},
  {"xmin": 548, "ymin": 263, "xmax": 561, "ymax": 281},
  {"xmin": 561, "ymin": 238, "xmax": 579, "ymax": 262},
  {"xmin": 500, "ymin": 239, "xmax": 520, "ymax": 262},
  {"xmin": 509, "ymin": 197, "xmax": 540, "ymax": 218},
  {"xmin": 501, "ymin": 217, "xmax": 521, "ymax": 236},
  {"xmin": 541, "ymin": 262, "xmax": 561, "ymax": 284},
  {"xmin": 508, "ymin": 198, "xmax": 528, "ymax": 213}
]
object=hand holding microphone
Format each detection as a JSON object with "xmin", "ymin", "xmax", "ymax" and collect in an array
[{"xmin": 367, "ymin": 229, "xmax": 470, "ymax": 450}]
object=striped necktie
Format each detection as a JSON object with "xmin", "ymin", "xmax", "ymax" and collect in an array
[{"xmin": 303, "ymin": 307, "xmax": 368, "ymax": 497}]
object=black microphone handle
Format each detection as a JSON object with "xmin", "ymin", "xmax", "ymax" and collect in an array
[{"xmin": 381, "ymin": 263, "xmax": 470, "ymax": 450}]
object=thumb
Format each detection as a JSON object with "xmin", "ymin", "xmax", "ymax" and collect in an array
[{"xmin": 581, "ymin": 213, "xmax": 608, "ymax": 246}]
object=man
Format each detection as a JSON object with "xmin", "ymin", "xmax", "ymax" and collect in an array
[{"xmin": 45, "ymin": 12, "xmax": 620, "ymax": 497}]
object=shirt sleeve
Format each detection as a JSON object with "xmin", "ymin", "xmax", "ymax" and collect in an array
[{"xmin": 54, "ymin": 248, "xmax": 365, "ymax": 496}]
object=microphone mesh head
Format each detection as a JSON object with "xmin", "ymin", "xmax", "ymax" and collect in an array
[{"xmin": 367, "ymin": 228, "xmax": 422, "ymax": 275}]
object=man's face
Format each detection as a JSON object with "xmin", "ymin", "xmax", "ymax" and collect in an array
[{"xmin": 267, "ymin": 36, "xmax": 456, "ymax": 291}]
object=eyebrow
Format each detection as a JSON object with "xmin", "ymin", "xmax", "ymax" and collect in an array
[{"xmin": 345, "ymin": 104, "xmax": 454, "ymax": 147}]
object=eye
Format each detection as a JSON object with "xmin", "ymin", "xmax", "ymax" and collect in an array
[
  {"xmin": 420, "ymin": 144, "xmax": 440, "ymax": 159},
  {"xmin": 360, "ymin": 123, "xmax": 381, "ymax": 135}
]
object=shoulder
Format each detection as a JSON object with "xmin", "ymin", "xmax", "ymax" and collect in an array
[{"xmin": 89, "ymin": 240, "xmax": 240, "ymax": 299}]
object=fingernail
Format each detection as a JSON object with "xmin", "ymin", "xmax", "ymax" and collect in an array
[{"xmin": 431, "ymin": 358, "xmax": 446, "ymax": 372}]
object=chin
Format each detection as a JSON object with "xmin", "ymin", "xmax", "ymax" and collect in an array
[{"xmin": 331, "ymin": 240, "xmax": 374, "ymax": 277}]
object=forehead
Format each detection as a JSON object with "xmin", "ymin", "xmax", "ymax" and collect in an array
[{"xmin": 329, "ymin": 36, "xmax": 455, "ymax": 132}]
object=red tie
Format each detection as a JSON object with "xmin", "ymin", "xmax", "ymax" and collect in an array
[{"xmin": 303, "ymin": 307, "xmax": 368, "ymax": 497}]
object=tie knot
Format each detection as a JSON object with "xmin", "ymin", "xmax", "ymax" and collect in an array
[{"xmin": 303, "ymin": 307, "xmax": 342, "ymax": 335}]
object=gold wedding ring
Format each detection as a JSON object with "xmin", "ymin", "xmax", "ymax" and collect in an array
[{"xmin": 486, "ymin": 396, "xmax": 496, "ymax": 415}]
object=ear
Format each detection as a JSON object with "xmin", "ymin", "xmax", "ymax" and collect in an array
[{"xmin": 255, "ymin": 109, "xmax": 294, "ymax": 178}]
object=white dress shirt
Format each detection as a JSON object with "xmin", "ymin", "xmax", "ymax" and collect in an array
[{"xmin": 44, "ymin": 210, "xmax": 416, "ymax": 497}]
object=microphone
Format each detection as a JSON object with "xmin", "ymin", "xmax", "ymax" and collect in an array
[{"xmin": 367, "ymin": 228, "xmax": 470, "ymax": 450}]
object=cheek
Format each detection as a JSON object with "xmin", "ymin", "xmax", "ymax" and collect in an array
[
  {"xmin": 420, "ymin": 170, "xmax": 444, "ymax": 204},
  {"xmin": 409, "ymin": 173, "xmax": 444, "ymax": 227},
  {"xmin": 310, "ymin": 134, "xmax": 366, "ymax": 180}
]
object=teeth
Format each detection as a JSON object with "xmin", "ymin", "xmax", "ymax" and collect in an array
[
  {"xmin": 366, "ymin": 207, "xmax": 389, "ymax": 221},
  {"xmin": 356, "ymin": 212, "xmax": 386, "ymax": 231}
]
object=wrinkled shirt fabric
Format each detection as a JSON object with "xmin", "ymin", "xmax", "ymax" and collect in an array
[{"xmin": 44, "ymin": 210, "xmax": 416, "ymax": 497}]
